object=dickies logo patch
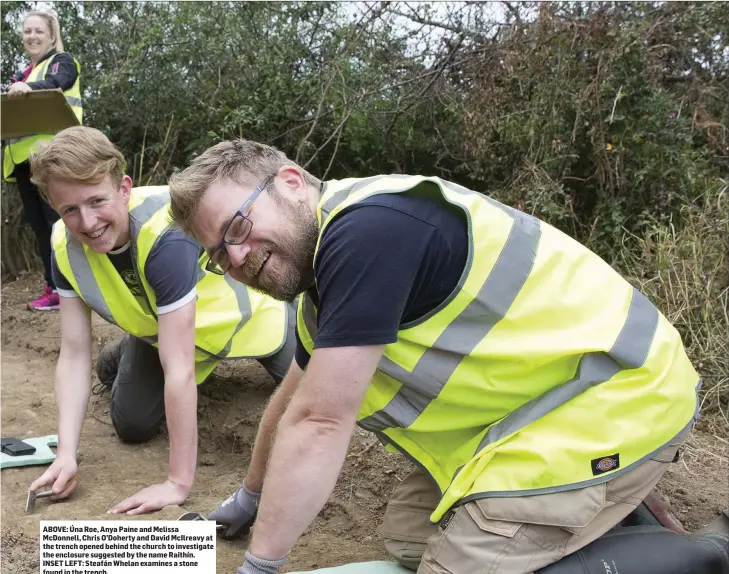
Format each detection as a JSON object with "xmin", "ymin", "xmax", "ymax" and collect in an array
[
  {"xmin": 439, "ymin": 509, "xmax": 455, "ymax": 530},
  {"xmin": 591, "ymin": 454, "xmax": 620, "ymax": 475},
  {"xmin": 51, "ymin": 62, "xmax": 59, "ymax": 74}
]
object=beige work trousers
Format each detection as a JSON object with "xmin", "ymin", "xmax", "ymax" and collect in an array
[{"xmin": 378, "ymin": 442, "xmax": 682, "ymax": 574}]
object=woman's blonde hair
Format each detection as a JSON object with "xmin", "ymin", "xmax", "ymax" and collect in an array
[
  {"xmin": 30, "ymin": 127, "xmax": 127, "ymax": 203},
  {"xmin": 23, "ymin": 11, "xmax": 64, "ymax": 53}
]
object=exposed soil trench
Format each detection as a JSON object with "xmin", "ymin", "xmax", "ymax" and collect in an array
[{"xmin": 2, "ymin": 274, "xmax": 727, "ymax": 572}]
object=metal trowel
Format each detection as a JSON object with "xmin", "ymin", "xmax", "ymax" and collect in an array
[
  {"xmin": 177, "ymin": 511, "xmax": 226, "ymax": 531},
  {"xmin": 25, "ymin": 474, "xmax": 77, "ymax": 514},
  {"xmin": 26, "ymin": 489, "xmax": 53, "ymax": 514}
]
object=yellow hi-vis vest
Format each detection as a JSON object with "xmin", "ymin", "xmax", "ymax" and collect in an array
[
  {"xmin": 297, "ymin": 175, "xmax": 700, "ymax": 523},
  {"xmin": 3, "ymin": 52, "xmax": 83, "ymax": 181},
  {"xmin": 52, "ymin": 186, "xmax": 288, "ymax": 384}
]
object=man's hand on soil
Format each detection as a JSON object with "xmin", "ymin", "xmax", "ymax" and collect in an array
[
  {"xmin": 208, "ymin": 483, "xmax": 260, "ymax": 539},
  {"xmin": 29, "ymin": 456, "xmax": 78, "ymax": 500},
  {"xmin": 108, "ymin": 479, "xmax": 189, "ymax": 515}
]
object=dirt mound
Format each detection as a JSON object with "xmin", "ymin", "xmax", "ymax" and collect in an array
[
  {"xmin": 1, "ymin": 526, "xmax": 39, "ymax": 574},
  {"xmin": 1, "ymin": 273, "xmax": 727, "ymax": 571}
]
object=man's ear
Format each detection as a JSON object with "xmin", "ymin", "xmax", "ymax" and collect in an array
[
  {"xmin": 119, "ymin": 175, "xmax": 133, "ymax": 203},
  {"xmin": 277, "ymin": 165, "xmax": 309, "ymax": 199}
]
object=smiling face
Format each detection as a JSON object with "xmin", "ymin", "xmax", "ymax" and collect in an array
[
  {"xmin": 22, "ymin": 15, "xmax": 54, "ymax": 61},
  {"xmin": 191, "ymin": 170, "xmax": 319, "ymax": 302},
  {"xmin": 48, "ymin": 175, "xmax": 133, "ymax": 253}
]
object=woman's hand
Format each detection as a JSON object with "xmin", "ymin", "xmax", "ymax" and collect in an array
[{"xmin": 7, "ymin": 82, "xmax": 32, "ymax": 98}]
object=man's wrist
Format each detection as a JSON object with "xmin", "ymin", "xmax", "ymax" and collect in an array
[
  {"xmin": 55, "ymin": 443, "xmax": 78, "ymax": 461},
  {"xmin": 242, "ymin": 477, "xmax": 262, "ymax": 497},
  {"xmin": 166, "ymin": 476, "xmax": 193, "ymax": 494}
]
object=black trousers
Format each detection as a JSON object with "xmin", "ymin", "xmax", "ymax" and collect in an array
[
  {"xmin": 101, "ymin": 300, "xmax": 298, "ymax": 443},
  {"xmin": 14, "ymin": 160, "xmax": 59, "ymax": 287}
]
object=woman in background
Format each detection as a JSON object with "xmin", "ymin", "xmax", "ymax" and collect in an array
[{"xmin": 3, "ymin": 10, "xmax": 82, "ymax": 310}]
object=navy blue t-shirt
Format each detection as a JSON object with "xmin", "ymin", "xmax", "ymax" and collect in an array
[{"xmin": 295, "ymin": 189, "xmax": 468, "ymax": 369}]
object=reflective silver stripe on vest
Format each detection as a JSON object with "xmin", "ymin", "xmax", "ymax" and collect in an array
[
  {"xmin": 129, "ymin": 192, "xmax": 172, "ymax": 318},
  {"xmin": 301, "ymin": 293, "xmax": 318, "ymax": 342},
  {"xmin": 129, "ymin": 192, "xmax": 170, "ymax": 236},
  {"xmin": 214, "ymin": 273, "xmax": 253, "ymax": 358},
  {"xmin": 359, "ymin": 209, "xmax": 541, "ymax": 432},
  {"xmin": 320, "ymin": 175, "xmax": 413, "ymax": 227},
  {"xmin": 195, "ymin": 264, "xmax": 206, "ymax": 283},
  {"xmin": 66, "ymin": 96, "xmax": 82, "ymax": 108},
  {"xmin": 5, "ymin": 135, "xmax": 35, "ymax": 145},
  {"xmin": 473, "ymin": 287, "xmax": 658, "ymax": 455},
  {"xmin": 35, "ymin": 58, "xmax": 52, "ymax": 78},
  {"xmin": 65, "ymin": 228, "xmax": 115, "ymax": 324}
]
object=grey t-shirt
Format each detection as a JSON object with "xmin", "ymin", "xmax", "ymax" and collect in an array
[{"xmin": 52, "ymin": 230, "xmax": 202, "ymax": 315}]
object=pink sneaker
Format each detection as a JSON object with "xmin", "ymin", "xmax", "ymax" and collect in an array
[{"xmin": 27, "ymin": 285, "xmax": 60, "ymax": 311}]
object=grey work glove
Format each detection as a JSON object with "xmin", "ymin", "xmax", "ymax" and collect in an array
[
  {"xmin": 208, "ymin": 483, "xmax": 260, "ymax": 539},
  {"xmin": 238, "ymin": 551, "xmax": 288, "ymax": 574}
]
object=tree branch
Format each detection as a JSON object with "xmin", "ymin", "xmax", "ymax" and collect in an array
[{"xmin": 388, "ymin": 7, "xmax": 483, "ymax": 39}]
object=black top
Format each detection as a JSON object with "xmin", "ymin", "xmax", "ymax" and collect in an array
[
  {"xmin": 295, "ymin": 189, "xmax": 469, "ymax": 369},
  {"xmin": 13, "ymin": 49, "xmax": 78, "ymax": 91}
]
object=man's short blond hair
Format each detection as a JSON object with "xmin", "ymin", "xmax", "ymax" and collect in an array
[
  {"xmin": 169, "ymin": 139, "xmax": 320, "ymax": 235},
  {"xmin": 30, "ymin": 126, "xmax": 127, "ymax": 203}
]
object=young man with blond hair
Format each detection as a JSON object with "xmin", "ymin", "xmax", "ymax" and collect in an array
[
  {"xmin": 166, "ymin": 139, "xmax": 729, "ymax": 574},
  {"xmin": 27, "ymin": 127, "xmax": 296, "ymax": 516}
]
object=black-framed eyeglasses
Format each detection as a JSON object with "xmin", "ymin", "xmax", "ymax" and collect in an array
[{"xmin": 205, "ymin": 175, "xmax": 274, "ymax": 275}]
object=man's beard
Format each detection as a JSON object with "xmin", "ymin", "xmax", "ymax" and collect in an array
[{"xmin": 237, "ymin": 198, "xmax": 318, "ymax": 302}]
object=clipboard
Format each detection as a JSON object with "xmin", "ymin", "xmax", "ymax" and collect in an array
[{"xmin": 1, "ymin": 89, "xmax": 80, "ymax": 141}]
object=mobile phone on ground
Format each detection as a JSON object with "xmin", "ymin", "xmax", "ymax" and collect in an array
[{"xmin": 1, "ymin": 437, "xmax": 37, "ymax": 456}]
